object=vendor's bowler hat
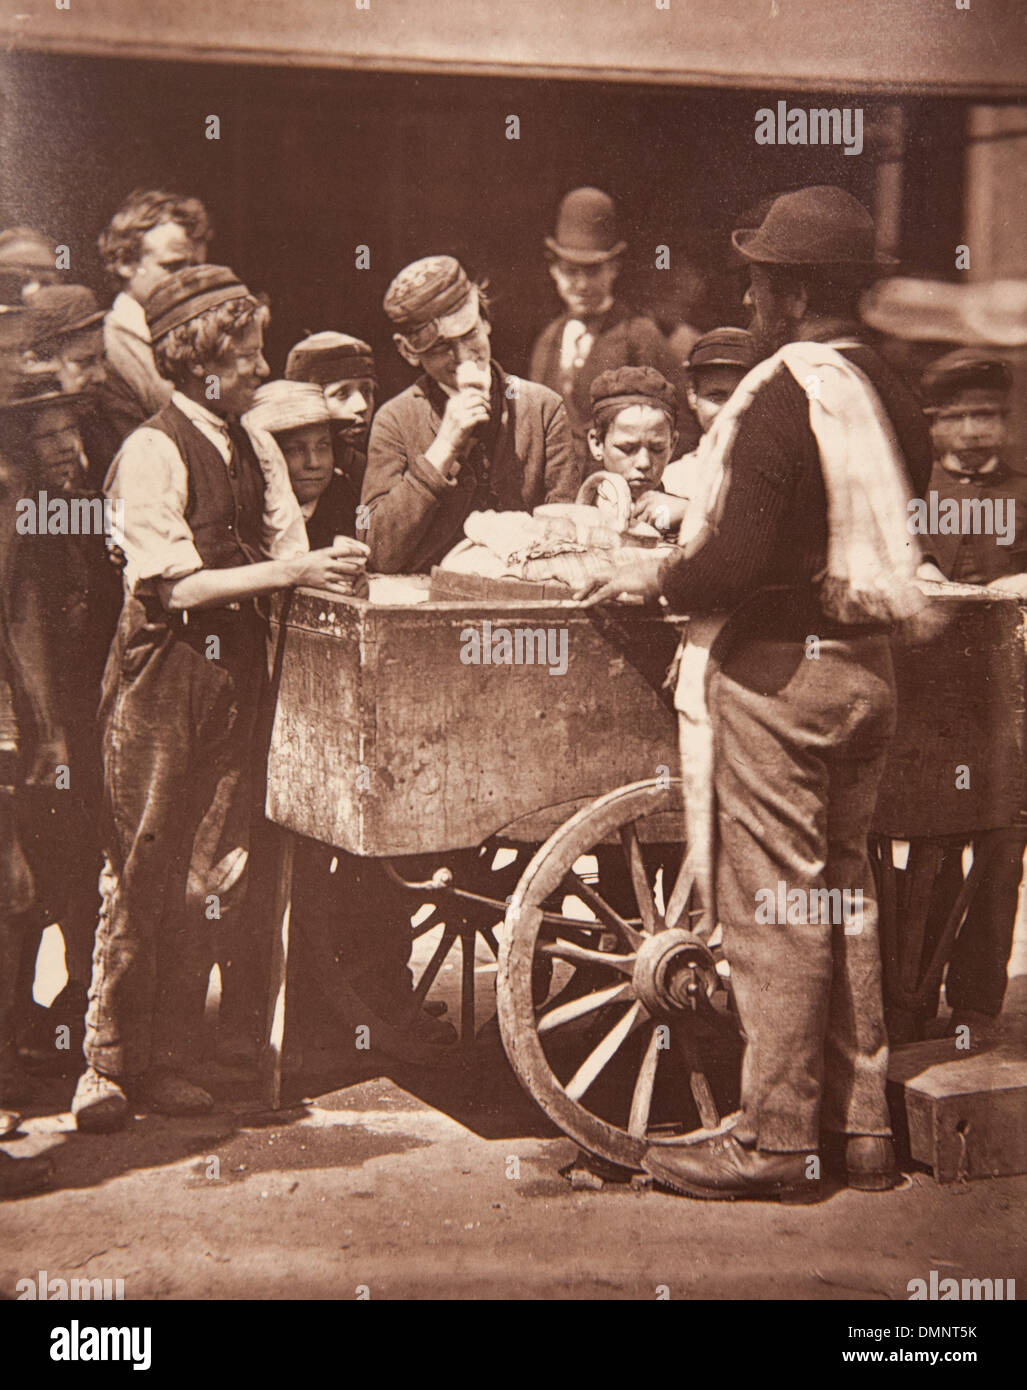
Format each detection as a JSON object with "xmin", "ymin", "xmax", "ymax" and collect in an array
[
  {"xmin": 546, "ymin": 188, "xmax": 626, "ymax": 265},
  {"xmin": 732, "ymin": 186, "xmax": 897, "ymax": 268}
]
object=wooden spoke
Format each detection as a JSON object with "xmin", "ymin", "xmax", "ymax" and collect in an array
[
  {"xmin": 618, "ymin": 822, "xmax": 660, "ymax": 935},
  {"xmin": 481, "ymin": 925, "xmax": 501, "ymax": 958},
  {"xmin": 411, "ymin": 907, "xmax": 447, "ymax": 941},
  {"xmin": 564, "ymin": 1000, "xmax": 645, "ymax": 1101},
  {"xmin": 627, "ymin": 1027, "xmax": 662, "ymax": 1138},
  {"xmin": 674, "ymin": 1030, "xmax": 720, "ymax": 1130},
  {"xmin": 537, "ymin": 981, "xmax": 632, "ymax": 1035},
  {"xmin": 409, "ymin": 925, "xmax": 459, "ymax": 1012},
  {"xmin": 664, "ymin": 855, "xmax": 697, "ymax": 932},
  {"xmin": 461, "ymin": 929, "xmax": 476, "ymax": 1044},
  {"xmin": 564, "ymin": 871, "xmax": 643, "ymax": 950},
  {"xmin": 538, "ymin": 938, "xmax": 635, "ymax": 974}
]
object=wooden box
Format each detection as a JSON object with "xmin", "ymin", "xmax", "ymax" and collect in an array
[{"xmin": 888, "ymin": 1036, "xmax": 1027, "ymax": 1183}]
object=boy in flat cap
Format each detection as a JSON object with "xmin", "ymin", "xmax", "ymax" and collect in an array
[
  {"xmin": 915, "ymin": 348, "xmax": 1027, "ymax": 1038},
  {"xmin": 643, "ymin": 328, "xmax": 757, "ymax": 534},
  {"xmin": 284, "ymin": 330, "xmax": 377, "ymax": 538},
  {"xmin": 530, "ymin": 188, "xmax": 692, "ymax": 468},
  {"xmin": 579, "ymin": 187, "xmax": 933, "ymax": 1201},
  {"xmin": 586, "ymin": 365, "xmax": 680, "ymax": 512},
  {"xmin": 25, "ymin": 284, "xmax": 122, "ymax": 487},
  {"xmin": 362, "ymin": 255, "xmax": 579, "ymax": 573},
  {"xmin": 71, "ymin": 266, "xmax": 368, "ymax": 1130},
  {"xmin": 97, "ymin": 189, "xmax": 211, "ymax": 442}
]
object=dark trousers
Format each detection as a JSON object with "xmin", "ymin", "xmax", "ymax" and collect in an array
[
  {"xmin": 709, "ymin": 631, "xmax": 896, "ymax": 1153},
  {"xmin": 926, "ymin": 828, "xmax": 1025, "ymax": 1018},
  {"xmin": 84, "ymin": 596, "xmax": 265, "ymax": 1079}
]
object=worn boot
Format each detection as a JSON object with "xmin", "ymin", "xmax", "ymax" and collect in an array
[
  {"xmin": 643, "ymin": 1132, "xmax": 817, "ymax": 1201},
  {"xmin": 72, "ymin": 1066, "xmax": 129, "ymax": 1133}
]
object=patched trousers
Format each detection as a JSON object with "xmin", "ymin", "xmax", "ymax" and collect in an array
[
  {"xmin": 709, "ymin": 630, "xmax": 896, "ymax": 1153},
  {"xmin": 84, "ymin": 594, "xmax": 265, "ymax": 1079}
]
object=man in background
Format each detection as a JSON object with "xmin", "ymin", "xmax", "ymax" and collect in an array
[
  {"xmin": 530, "ymin": 187, "xmax": 693, "ymax": 466},
  {"xmin": 97, "ymin": 189, "xmax": 211, "ymax": 440}
]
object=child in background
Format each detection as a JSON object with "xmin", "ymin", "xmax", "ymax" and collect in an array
[{"xmin": 635, "ymin": 328, "xmax": 755, "ymax": 535}]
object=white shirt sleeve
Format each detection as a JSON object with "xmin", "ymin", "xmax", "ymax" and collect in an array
[{"xmin": 104, "ymin": 428, "xmax": 204, "ymax": 592}]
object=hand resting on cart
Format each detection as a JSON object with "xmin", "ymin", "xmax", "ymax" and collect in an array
[{"xmin": 574, "ymin": 548, "xmax": 665, "ymax": 606}]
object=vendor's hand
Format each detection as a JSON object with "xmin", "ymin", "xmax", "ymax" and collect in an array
[
  {"xmin": 294, "ymin": 539, "xmax": 369, "ymax": 593},
  {"xmin": 574, "ymin": 551, "xmax": 666, "ymax": 606},
  {"xmin": 427, "ymin": 389, "xmax": 491, "ymax": 472},
  {"xmin": 632, "ymin": 491, "xmax": 688, "ymax": 533},
  {"xmin": 986, "ymin": 572, "xmax": 1027, "ymax": 597}
]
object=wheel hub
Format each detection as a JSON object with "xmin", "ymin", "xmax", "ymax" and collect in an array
[{"xmin": 632, "ymin": 929, "xmax": 718, "ymax": 1016}]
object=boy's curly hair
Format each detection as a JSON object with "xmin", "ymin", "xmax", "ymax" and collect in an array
[
  {"xmin": 98, "ymin": 189, "xmax": 211, "ymax": 277},
  {"xmin": 153, "ymin": 296, "xmax": 269, "ymax": 387}
]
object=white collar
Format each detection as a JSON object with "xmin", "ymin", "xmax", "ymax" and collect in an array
[
  {"xmin": 171, "ymin": 389, "xmax": 231, "ymax": 434},
  {"xmin": 110, "ymin": 291, "xmax": 151, "ymax": 342}
]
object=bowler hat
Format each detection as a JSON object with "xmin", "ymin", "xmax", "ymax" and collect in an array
[
  {"xmin": 0, "ymin": 227, "xmax": 55, "ymax": 276},
  {"xmin": 546, "ymin": 188, "xmax": 626, "ymax": 265},
  {"xmin": 732, "ymin": 186, "xmax": 896, "ymax": 268}
]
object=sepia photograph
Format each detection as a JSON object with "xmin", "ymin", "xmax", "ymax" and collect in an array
[{"xmin": 0, "ymin": 0, "xmax": 1024, "ymax": 1353}]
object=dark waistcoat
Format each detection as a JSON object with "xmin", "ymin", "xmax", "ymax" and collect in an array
[{"xmin": 146, "ymin": 402, "xmax": 265, "ymax": 569}]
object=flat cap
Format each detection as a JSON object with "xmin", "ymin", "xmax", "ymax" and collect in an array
[
  {"xmin": 920, "ymin": 349, "xmax": 1012, "ymax": 408},
  {"xmin": 384, "ymin": 255, "xmax": 475, "ymax": 333},
  {"xmin": 285, "ymin": 331, "xmax": 376, "ymax": 386},
  {"xmin": 687, "ymin": 327, "xmax": 756, "ymax": 373},
  {"xmin": 589, "ymin": 365, "xmax": 678, "ymax": 423},
  {"xmin": 245, "ymin": 379, "xmax": 332, "ymax": 435},
  {"xmin": 145, "ymin": 264, "xmax": 250, "ymax": 342},
  {"xmin": 24, "ymin": 284, "xmax": 105, "ymax": 342}
]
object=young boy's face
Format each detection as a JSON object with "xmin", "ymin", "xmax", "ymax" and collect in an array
[
  {"xmin": 324, "ymin": 378, "xmax": 375, "ymax": 440},
  {"xmin": 929, "ymin": 387, "xmax": 1009, "ymax": 473},
  {"xmin": 204, "ymin": 319, "xmax": 270, "ymax": 418},
  {"xmin": 56, "ymin": 328, "xmax": 107, "ymax": 395},
  {"xmin": 687, "ymin": 365, "xmax": 746, "ymax": 434},
  {"xmin": 29, "ymin": 403, "xmax": 85, "ymax": 491},
  {"xmin": 277, "ymin": 421, "xmax": 335, "ymax": 506},
  {"xmin": 120, "ymin": 220, "xmax": 207, "ymax": 303},
  {"xmin": 588, "ymin": 404, "xmax": 677, "ymax": 499}
]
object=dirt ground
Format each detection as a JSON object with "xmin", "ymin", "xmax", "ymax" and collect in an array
[{"xmin": 2, "ymin": 890, "xmax": 1025, "ymax": 1303}]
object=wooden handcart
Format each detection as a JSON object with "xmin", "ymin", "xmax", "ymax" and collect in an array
[{"xmin": 262, "ymin": 579, "xmax": 1026, "ymax": 1172}]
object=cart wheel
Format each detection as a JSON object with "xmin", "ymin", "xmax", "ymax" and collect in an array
[
  {"xmin": 498, "ymin": 779, "xmax": 742, "ymax": 1170},
  {"xmin": 303, "ymin": 841, "xmax": 536, "ymax": 1066}
]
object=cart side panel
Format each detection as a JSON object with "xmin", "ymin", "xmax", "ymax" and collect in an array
[
  {"xmin": 364, "ymin": 606, "xmax": 680, "ymax": 854},
  {"xmin": 266, "ymin": 594, "xmax": 368, "ymax": 850},
  {"xmin": 872, "ymin": 591, "xmax": 1027, "ymax": 837}
]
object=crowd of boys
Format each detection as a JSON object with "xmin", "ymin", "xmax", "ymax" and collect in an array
[{"xmin": 0, "ymin": 182, "xmax": 1023, "ymax": 1202}]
